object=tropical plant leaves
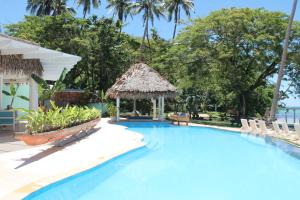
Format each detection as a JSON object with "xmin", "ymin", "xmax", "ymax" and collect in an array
[{"xmin": 2, "ymin": 90, "xmax": 11, "ymax": 96}]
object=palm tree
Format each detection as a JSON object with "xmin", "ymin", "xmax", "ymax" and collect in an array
[
  {"xmin": 269, "ymin": 0, "xmax": 298, "ymax": 122},
  {"xmin": 131, "ymin": 0, "xmax": 164, "ymax": 48},
  {"xmin": 165, "ymin": 0, "xmax": 194, "ymax": 39},
  {"xmin": 76, "ymin": 0, "xmax": 100, "ymax": 18},
  {"xmin": 106, "ymin": 0, "xmax": 132, "ymax": 32},
  {"xmin": 53, "ymin": 0, "xmax": 76, "ymax": 15},
  {"xmin": 27, "ymin": 0, "xmax": 75, "ymax": 16}
]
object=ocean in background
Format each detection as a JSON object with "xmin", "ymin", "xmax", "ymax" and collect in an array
[{"xmin": 276, "ymin": 107, "xmax": 300, "ymax": 124}]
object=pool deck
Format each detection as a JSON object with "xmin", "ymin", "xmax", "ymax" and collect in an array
[{"xmin": 0, "ymin": 118, "xmax": 144, "ymax": 200}]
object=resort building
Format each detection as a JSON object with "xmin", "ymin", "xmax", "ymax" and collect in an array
[{"xmin": 0, "ymin": 33, "xmax": 81, "ymax": 111}]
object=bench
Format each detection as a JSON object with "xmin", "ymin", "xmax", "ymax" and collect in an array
[
  {"xmin": 168, "ymin": 113, "xmax": 190, "ymax": 126},
  {"xmin": 0, "ymin": 110, "xmax": 15, "ymax": 131}
]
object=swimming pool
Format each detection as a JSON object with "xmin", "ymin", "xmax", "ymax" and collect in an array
[{"xmin": 25, "ymin": 122, "xmax": 300, "ymax": 200}]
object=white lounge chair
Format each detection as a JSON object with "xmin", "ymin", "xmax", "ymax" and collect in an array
[
  {"xmin": 295, "ymin": 124, "xmax": 300, "ymax": 135},
  {"xmin": 241, "ymin": 119, "xmax": 251, "ymax": 133},
  {"xmin": 282, "ymin": 122, "xmax": 291, "ymax": 134},
  {"xmin": 272, "ymin": 121, "xmax": 283, "ymax": 136},
  {"xmin": 290, "ymin": 123, "xmax": 300, "ymax": 141},
  {"xmin": 249, "ymin": 120, "xmax": 259, "ymax": 134},
  {"xmin": 281, "ymin": 122, "xmax": 298, "ymax": 140},
  {"xmin": 258, "ymin": 120, "xmax": 273, "ymax": 135}
]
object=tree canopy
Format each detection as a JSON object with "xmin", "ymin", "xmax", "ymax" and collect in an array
[
  {"xmin": 150, "ymin": 8, "xmax": 300, "ymax": 117},
  {"xmin": 5, "ymin": 8, "xmax": 300, "ymax": 118}
]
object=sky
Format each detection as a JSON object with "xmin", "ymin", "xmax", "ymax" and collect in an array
[{"xmin": 0, "ymin": 0, "xmax": 299, "ymax": 106}]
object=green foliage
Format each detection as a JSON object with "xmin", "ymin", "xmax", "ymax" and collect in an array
[
  {"xmin": 5, "ymin": 8, "xmax": 300, "ymax": 120},
  {"xmin": 31, "ymin": 68, "xmax": 67, "ymax": 106},
  {"xmin": 155, "ymin": 8, "xmax": 300, "ymax": 118},
  {"xmin": 27, "ymin": 0, "xmax": 76, "ymax": 16},
  {"xmin": 107, "ymin": 103, "xmax": 117, "ymax": 117},
  {"xmin": 18, "ymin": 101, "xmax": 100, "ymax": 134},
  {"xmin": 6, "ymin": 15, "xmax": 137, "ymax": 94},
  {"xmin": 76, "ymin": 0, "xmax": 100, "ymax": 18},
  {"xmin": 2, "ymin": 83, "xmax": 29, "ymax": 108}
]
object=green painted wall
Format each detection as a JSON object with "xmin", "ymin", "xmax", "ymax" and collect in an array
[{"xmin": 2, "ymin": 84, "xmax": 29, "ymax": 109}]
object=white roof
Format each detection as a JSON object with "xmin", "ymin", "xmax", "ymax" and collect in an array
[{"xmin": 0, "ymin": 34, "xmax": 81, "ymax": 80}]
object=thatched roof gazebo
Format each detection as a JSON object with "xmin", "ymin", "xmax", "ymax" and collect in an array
[{"xmin": 106, "ymin": 63, "xmax": 177, "ymax": 121}]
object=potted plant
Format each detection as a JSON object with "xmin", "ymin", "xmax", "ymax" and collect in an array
[
  {"xmin": 107, "ymin": 103, "xmax": 117, "ymax": 121},
  {"xmin": 15, "ymin": 101, "xmax": 101, "ymax": 145}
]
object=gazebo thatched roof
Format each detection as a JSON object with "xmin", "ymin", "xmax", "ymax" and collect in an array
[
  {"xmin": 106, "ymin": 63, "xmax": 177, "ymax": 99},
  {"xmin": 0, "ymin": 54, "xmax": 43, "ymax": 76}
]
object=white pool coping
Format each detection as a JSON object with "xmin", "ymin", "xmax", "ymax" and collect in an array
[{"xmin": 0, "ymin": 118, "xmax": 145, "ymax": 200}]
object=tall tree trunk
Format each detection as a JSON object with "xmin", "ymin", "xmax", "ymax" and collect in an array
[
  {"xmin": 140, "ymin": 15, "xmax": 149, "ymax": 61},
  {"xmin": 172, "ymin": 6, "xmax": 179, "ymax": 39},
  {"xmin": 142, "ymin": 16, "xmax": 149, "ymax": 47},
  {"xmin": 269, "ymin": 0, "xmax": 298, "ymax": 122},
  {"xmin": 118, "ymin": 11, "xmax": 123, "ymax": 33},
  {"xmin": 239, "ymin": 93, "xmax": 246, "ymax": 118}
]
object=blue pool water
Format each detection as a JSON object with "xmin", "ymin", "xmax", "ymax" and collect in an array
[{"xmin": 25, "ymin": 122, "xmax": 300, "ymax": 200}]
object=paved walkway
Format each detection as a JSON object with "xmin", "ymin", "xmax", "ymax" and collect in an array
[
  {"xmin": 0, "ymin": 119, "xmax": 144, "ymax": 200},
  {"xmin": 0, "ymin": 133, "xmax": 33, "ymax": 154}
]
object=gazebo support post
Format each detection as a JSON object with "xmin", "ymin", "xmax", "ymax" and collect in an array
[
  {"xmin": 152, "ymin": 98, "xmax": 157, "ymax": 120},
  {"xmin": 116, "ymin": 96, "xmax": 120, "ymax": 121},
  {"xmin": 161, "ymin": 96, "xmax": 165, "ymax": 120},
  {"xmin": 0, "ymin": 75, "xmax": 3, "ymax": 110},
  {"xmin": 29, "ymin": 77, "xmax": 39, "ymax": 111},
  {"xmin": 133, "ymin": 98, "xmax": 136, "ymax": 114},
  {"xmin": 158, "ymin": 96, "xmax": 162, "ymax": 120}
]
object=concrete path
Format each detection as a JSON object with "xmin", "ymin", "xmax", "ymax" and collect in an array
[
  {"xmin": 0, "ymin": 119, "xmax": 144, "ymax": 200},
  {"xmin": 0, "ymin": 133, "xmax": 33, "ymax": 154}
]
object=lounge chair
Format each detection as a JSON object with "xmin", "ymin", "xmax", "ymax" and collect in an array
[
  {"xmin": 282, "ymin": 122, "xmax": 291, "ymax": 134},
  {"xmin": 281, "ymin": 122, "xmax": 299, "ymax": 140},
  {"xmin": 272, "ymin": 121, "xmax": 284, "ymax": 137},
  {"xmin": 240, "ymin": 119, "xmax": 251, "ymax": 133},
  {"xmin": 295, "ymin": 124, "xmax": 300, "ymax": 135},
  {"xmin": 258, "ymin": 120, "xmax": 273, "ymax": 135},
  {"xmin": 0, "ymin": 110, "xmax": 15, "ymax": 132},
  {"xmin": 249, "ymin": 120, "xmax": 259, "ymax": 134}
]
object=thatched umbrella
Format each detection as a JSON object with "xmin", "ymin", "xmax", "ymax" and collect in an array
[{"xmin": 106, "ymin": 63, "xmax": 177, "ymax": 121}]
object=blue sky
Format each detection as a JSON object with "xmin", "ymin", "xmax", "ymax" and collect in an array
[{"xmin": 0, "ymin": 0, "xmax": 299, "ymax": 106}]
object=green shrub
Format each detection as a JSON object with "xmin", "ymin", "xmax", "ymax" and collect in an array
[
  {"xmin": 107, "ymin": 103, "xmax": 117, "ymax": 117},
  {"xmin": 18, "ymin": 101, "xmax": 100, "ymax": 135}
]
